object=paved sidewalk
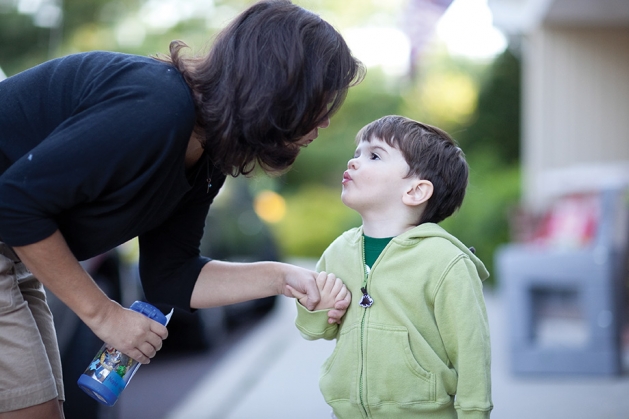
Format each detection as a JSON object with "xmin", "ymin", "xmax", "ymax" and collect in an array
[
  {"xmin": 165, "ymin": 285, "xmax": 333, "ymax": 419},
  {"xmin": 163, "ymin": 260, "xmax": 629, "ymax": 419}
]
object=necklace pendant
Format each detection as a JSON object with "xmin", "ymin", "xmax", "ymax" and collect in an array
[
  {"xmin": 206, "ymin": 178, "xmax": 212, "ymax": 193},
  {"xmin": 359, "ymin": 287, "xmax": 374, "ymax": 308}
]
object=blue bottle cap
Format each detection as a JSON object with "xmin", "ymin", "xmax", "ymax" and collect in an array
[
  {"xmin": 78, "ymin": 372, "xmax": 119, "ymax": 406},
  {"xmin": 129, "ymin": 301, "xmax": 167, "ymax": 325}
]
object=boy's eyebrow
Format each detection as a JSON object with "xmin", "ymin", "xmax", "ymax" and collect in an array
[
  {"xmin": 356, "ymin": 139, "xmax": 391, "ymax": 155},
  {"xmin": 366, "ymin": 144, "xmax": 389, "ymax": 154}
]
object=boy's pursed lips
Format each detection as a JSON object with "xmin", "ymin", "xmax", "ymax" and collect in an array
[{"xmin": 342, "ymin": 171, "xmax": 352, "ymax": 184}]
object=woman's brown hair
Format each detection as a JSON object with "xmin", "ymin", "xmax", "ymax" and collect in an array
[{"xmin": 161, "ymin": 0, "xmax": 364, "ymax": 176}]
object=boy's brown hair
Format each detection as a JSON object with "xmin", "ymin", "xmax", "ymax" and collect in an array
[{"xmin": 356, "ymin": 115, "xmax": 468, "ymax": 224}]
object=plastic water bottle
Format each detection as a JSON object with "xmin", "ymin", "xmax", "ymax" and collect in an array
[{"xmin": 77, "ymin": 301, "xmax": 168, "ymax": 406}]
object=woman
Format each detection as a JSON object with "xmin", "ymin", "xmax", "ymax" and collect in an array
[{"xmin": 0, "ymin": 0, "xmax": 365, "ymax": 417}]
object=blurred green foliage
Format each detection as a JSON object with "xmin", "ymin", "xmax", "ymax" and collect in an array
[
  {"xmin": 440, "ymin": 152, "xmax": 520, "ymax": 284},
  {"xmin": 270, "ymin": 184, "xmax": 361, "ymax": 257},
  {"xmin": 0, "ymin": 0, "xmax": 390, "ymax": 75},
  {"xmin": 456, "ymin": 49, "xmax": 521, "ymax": 164},
  {"xmin": 0, "ymin": 9, "xmax": 54, "ymax": 75}
]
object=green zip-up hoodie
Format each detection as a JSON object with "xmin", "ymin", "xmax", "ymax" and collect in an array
[{"xmin": 295, "ymin": 223, "xmax": 492, "ymax": 418}]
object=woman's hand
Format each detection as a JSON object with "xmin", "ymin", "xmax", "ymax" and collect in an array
[
  {"xmin": 280, "ymin": 263, "xmax": 321, "ymax": 311},
  {"xmin": 87, "ymin": 301, "xmax": 168, "ymax": 364},
  {"xmin": 13, "ymin": 230, "xmax": 168, "ymax": 364}
]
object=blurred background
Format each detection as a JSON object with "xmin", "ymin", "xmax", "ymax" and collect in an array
[{"xmin": 1, "ymin": 0, "xmax": 629, "ymax": 417}]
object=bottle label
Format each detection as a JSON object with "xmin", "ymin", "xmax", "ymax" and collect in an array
[{"xmin": 82, "ymin": 345, "xmax": 140, "ymax": 397}]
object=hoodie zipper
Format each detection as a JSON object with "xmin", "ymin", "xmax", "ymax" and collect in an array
[{"xmin": 358, "ymin": 237, "xmax": 372, "ymax": 418}]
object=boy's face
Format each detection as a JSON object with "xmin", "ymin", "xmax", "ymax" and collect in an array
[{"xmin": 341, "ymin": 137, "xmax": 413, "ymax": 215}]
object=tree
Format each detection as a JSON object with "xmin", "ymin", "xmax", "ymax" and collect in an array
[
  {"xmin": 457, "ymin": 48, "xmax": 521, "ymax": 165},
  {"xmin": 0, "ymin": 9, "xmax": 54, "ymax": 75}
]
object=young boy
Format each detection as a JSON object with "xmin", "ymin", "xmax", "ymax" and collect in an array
[{"xmin": 290, "ymin": 115, "xmax": 493, "ymax": 418}]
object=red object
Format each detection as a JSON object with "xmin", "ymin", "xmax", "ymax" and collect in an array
[{"xmin": 531, "ymin": 194, "xmax": 600, "ymax": 248}]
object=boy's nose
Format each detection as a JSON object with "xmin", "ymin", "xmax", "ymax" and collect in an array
[{"xmin": 348, "ymin": 158, "xmax": 358, "ymax": 169}]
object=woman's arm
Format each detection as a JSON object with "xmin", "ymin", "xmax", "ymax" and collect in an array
[
  {"xmin": 190, "ymin": 259, "xmax": 321, "ymax": 310},
  {"xmin": 190, "ymin": 260, "xmax": 351, "ymax": 323},
  {"xmin": 13, "ymin": 230, "xmax": 168, "ymax": 364}
]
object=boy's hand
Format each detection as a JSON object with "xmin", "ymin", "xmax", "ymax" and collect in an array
[
  {"xmin": 328, "ymin": 290, "xmax": 351, "ymax": 324},
  {"xmin": 314, "ymin": 271, "xmax": 346, "ymax": 310}
]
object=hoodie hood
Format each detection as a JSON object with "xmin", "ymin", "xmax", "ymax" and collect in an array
[
  {"xmin": 352, "ymin": 222, "xmax": 490, "ymax": 281},
  {"xmin": 401, "ymin": 223, "xmax": 490, "ymax": 281}
]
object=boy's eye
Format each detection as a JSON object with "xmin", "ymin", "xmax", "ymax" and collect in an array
[{"xmin": 370, "ymin": 153, "xmax": 380, "ymax": 160}]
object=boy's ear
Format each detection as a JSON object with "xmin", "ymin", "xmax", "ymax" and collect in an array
[{"xmin": 402, "ymin": 179, "xmax": 433, "ymax": 207}]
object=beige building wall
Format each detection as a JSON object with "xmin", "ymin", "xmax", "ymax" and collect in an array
[{"xmin": 522, "ymin": 26, "xmax": 629, "ymax": 210}]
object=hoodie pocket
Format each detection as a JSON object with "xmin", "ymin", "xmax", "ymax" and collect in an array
[
  {"xmin": 320, "ymin": 323, "xmax": 360, "ymax": 403},
  {"xmin": 364, "ymin": 324, "xmax": 435, "ymax": 404}
]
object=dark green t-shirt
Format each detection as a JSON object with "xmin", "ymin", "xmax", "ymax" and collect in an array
[{"xmin": 363, "ymin": 235, "xmax": 393, "ymax": 269}]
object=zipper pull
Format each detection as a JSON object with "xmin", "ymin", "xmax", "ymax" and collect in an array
[{"xmin": 359, "ymin": 287, "xmax": 374, "ymax": 308}]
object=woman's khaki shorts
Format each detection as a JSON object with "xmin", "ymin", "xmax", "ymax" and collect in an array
[{"xmin": 0, "ymin": 243, "xmax": 64, "ymax": 412}]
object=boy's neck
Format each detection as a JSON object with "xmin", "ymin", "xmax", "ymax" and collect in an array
[
  {"xmin": 356, "ymin": 196, "xmax": 427, "ymax": 238},
  {"xmin": 361, "ymin": 214, "xmax": 418, "ymax": 238}
]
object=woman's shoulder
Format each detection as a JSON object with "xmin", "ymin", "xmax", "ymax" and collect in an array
[
  {"xmin": 68, "ymin": 52, "xmax": 194, "ymax": 126},
  {"xmin": 53, "ymin": 51, "xmax": 188, "ymax": 96},
  {"xmin": 56, "ymin": 52, "xmax": 194, "ymax": 152}
]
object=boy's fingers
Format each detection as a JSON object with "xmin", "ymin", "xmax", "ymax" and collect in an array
[
  {"xmin": 316, "ymin": 271, "xmax": 328, "ymax": 289},
  {"xmin": 323, "ymin": 273, "xmax": 338, "ymax": 293},
  {"xmin": 331, "ymin": 277, "xmax": 344, "ymax": 296},
  {"xmin": 320, "ymin": 274, "xmax": 332, "ymax": 293},
  {"xmin": 334, "ymin": 289, "xmax": 351, "ymax": 310},
  {"xmin": 335, "ymin": 284, "xmax": 348, "ymax": 302},
  {"xmin": 327, "ymin": 309, "xmax": 345, "ymax": 324}
]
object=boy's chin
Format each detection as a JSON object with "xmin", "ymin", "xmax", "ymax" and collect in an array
[{"xmin": 340, "ymin": 195, "xmax": 358, "ymax": 212}]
